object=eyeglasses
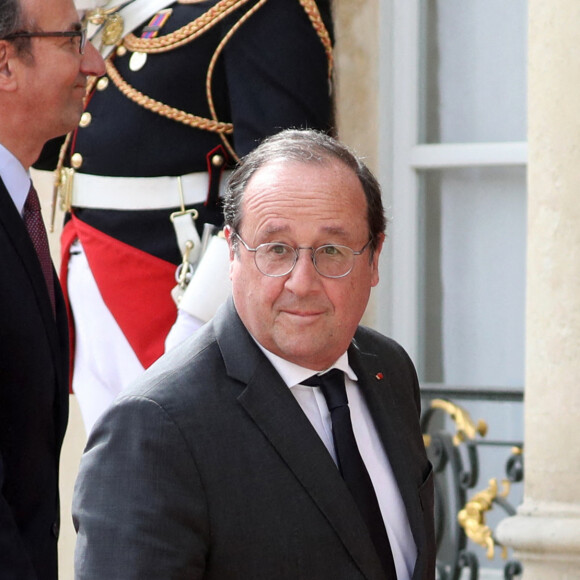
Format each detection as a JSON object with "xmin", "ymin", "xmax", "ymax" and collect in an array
[
  {"xmin": 234, "ymin": 233, "xmax": 372, "ymax": 279},
  {"xmin": 3, "ymin": 29, "xmax": 87, "ymax": 55}
]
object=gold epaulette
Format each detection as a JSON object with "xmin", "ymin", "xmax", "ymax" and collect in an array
[{"xmin": 122, "ymin": 0, "xmax": 252, "ymax": 53}]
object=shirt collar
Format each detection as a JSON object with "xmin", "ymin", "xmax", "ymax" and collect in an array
[
  {"xmin": 0, "ymin": 142, "xmax": 30, "ymax": 216},
  {"xmin": 254, "ymin": 340, "xmax": 358, "ymax": 389}
]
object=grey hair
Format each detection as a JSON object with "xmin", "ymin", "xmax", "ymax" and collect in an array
[
  {"xmin": 222, "ymin": 129, "xmax": 387, "ymax": 256},
  {"xmin": 0, "ymin": 0, "xmax": 21, "ymax": 37},
  {"xmin": 0, "ymin": 0, "xmax": 32, "ymax": 55}
]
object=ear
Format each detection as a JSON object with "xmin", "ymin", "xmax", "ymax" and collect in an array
[
  {"xmin": 0, "ymin": 41, "xmax": 18, "ymax": 91},
  {"xmin": 224, "ymin": 225, "xmax": 236, "ymax": 261},
  {"xmin": 224, "ymin": 225, "xmax": 237, "ymax": 280},
  {"xmin": 370, "ymin": 233, "xmax": 385, "ymax": 288}
]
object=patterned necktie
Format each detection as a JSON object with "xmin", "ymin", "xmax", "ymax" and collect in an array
[
  {"xmin": 303, "ymin": 369, "xmax": 398, "ymax": 578},
  {"xmin": 23, "ymin": 184, "xmax": 56, "ymax": 315}
]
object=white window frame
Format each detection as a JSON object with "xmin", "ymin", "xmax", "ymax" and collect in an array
[{"xmin": 376, "ymin": 0, "xmax": 527, "ymax": 369}]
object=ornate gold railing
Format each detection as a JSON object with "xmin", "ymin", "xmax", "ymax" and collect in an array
[{"xmin": 420, "ymin": 388, "xmax": 524, "ymax": 580}]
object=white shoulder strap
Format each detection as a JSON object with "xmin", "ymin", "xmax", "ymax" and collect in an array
[{"xmin": 88, "ymin": 0, "xmax": 177, "ymax": 58}]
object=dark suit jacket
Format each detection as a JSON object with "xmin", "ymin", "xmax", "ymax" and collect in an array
[
  {"xmin": 73, "ymin": 299, "xmax": 435, "ymax": 579},
  {"xmin": 0, "ymin": 178, "xmax": 69, "ymax": 580}
]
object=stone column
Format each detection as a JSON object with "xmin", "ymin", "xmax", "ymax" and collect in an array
[
  {"xmin": 495, "ymin": 0, "xmax": 580, "ymax": 577},
  {"xmin": 333, "ymin": 0, "xmax": 381, "ymax": 325}
]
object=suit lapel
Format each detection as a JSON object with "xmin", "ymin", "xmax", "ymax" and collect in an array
[
  {"xmin": 0, "ymin": 179, "xmax": 59, "ymax": 338},
  {"xmin": 0, "ymin": 179, "xmax": 68, "ymax": 432},
  {"xmin": 214, "ymin": 301, "xmax": 385, "ymax": 580}
]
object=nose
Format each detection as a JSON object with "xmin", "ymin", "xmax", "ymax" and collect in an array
[
  {"xmin": 284, "ymin": 248, "xmax": 322, "ymax": 295},
  {"xmin": 80, "ymin": 41, "xmax": 106, "ymax": 78}
]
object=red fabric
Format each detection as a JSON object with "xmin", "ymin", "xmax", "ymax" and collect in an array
[{"xmin": 59, "ymin": 214, "xmax": 177, "ymax": 392}]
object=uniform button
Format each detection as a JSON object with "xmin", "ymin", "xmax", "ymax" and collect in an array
[
  {"xmin": 116, "ymin": 45, "xmax": 127, "ymax": 57},
  {"xmin": 79, "ymin": 112, "xmax": 92, "ymax": 128},
  {"xmin": 71, "ymin": 153, "xmax": 83, "ymax": 169},
  {"xmin": 52, "ymin": 520, "xmax": 60, "ymax": 538},
  {"xmin": 96, "ymin": 76, "xmax": 109, "ymax": 91},
  {"xmin": 211, "ymin": 154, "xmax": 224, "ymax": 167}
]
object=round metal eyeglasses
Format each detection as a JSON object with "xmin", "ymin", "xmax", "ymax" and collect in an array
[
  {"xmin": 3, "ymin": 28, "xmax": 87, "ymax": 55},
  {"xmin": 234, "ymin": 233, "xmax": 372, "ymax": 279}
]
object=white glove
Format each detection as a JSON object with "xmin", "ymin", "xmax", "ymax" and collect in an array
[{"xmin": 165, "ymin": 235, "xmax": 232, "ymax": 352}]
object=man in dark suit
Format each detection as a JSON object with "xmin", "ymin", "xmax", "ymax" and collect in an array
[
  {"xmin": 0, "ymin": 0, "xmax": 104, "ymax": 577},
  {"xmin": 73, "ymin": 129, "xmax": 436, "ymax": 579}
]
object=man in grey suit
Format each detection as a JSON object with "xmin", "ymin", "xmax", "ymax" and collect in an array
[{"xmin": 73, "ymin": 129, "xmax": 436, "ymax": 579}]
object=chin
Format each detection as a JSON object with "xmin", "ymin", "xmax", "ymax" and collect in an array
[
  {"xmin": 286, "ymin": 348, "xmax": 333, "ymax": 370},
  {"xmin": 60, "ymin": 110, "xmax": 83, "ymax": 134}
]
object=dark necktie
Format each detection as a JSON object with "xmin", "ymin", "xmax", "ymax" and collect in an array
[
  {"xmin": 23, "ymin": 184, "xmax": 56, "ymax": 315},
  {"xmin": 303, "ymin": 369, "xmax": 397, "ymax": 578}
]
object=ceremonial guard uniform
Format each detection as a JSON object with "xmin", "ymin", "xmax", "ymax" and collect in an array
[{"xmin": 40, "ymin": 0, "xmax": 334, "ymax": 431}]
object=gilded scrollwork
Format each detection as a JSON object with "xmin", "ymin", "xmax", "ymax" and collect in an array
[
  {"xmin": 457, "ymin": 478, "xmax": 511, "ymax": 560},
  {"xmin": 430, "ymin": 398, "xmax": 488, "ymax": 445}
]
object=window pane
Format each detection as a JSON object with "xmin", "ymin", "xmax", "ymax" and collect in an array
[
  {"xmin": 419, "ymin": 0, "xmax": 527, "ymax": 144},
  {"xmin": 418, "ymin": 167, "xmax": 526, "ymax": 387}
]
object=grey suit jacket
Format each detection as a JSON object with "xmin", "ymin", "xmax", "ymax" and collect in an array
[{"xmin": 73, "ymin": 299, "xmax": 435, "ymax": 579}]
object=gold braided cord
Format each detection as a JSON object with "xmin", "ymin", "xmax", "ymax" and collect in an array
[
  {"xmin": 105, "ymin": 58, "xmax": 234, "ymax": 134},
  {"xmin": 298, "ymin": 0, "xmax": 333, "ymax": 79},
  {"xmin": 206, "ymin": 0, "xmax": 270, "ymax": 161},
  {"xmin": 204, "ymin": 0, "xmax": 334, "ymax": 161},
  {"xmin": 50, "ymin": 130, "xmax": 74, "ymax": 231},
  {"xmin": 54, "ymin": 131, "xmax": 73, "ymax": 189},
  {"xmin": 122, "ymin": 0, "xmax": 251, "ymax": 53}
]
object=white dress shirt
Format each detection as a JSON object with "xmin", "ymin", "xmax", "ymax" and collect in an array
[
  {"xmin": 256, "ymin": 344, "xmax": 417, "ymax": 580},
  {"xmin": 0, "ymin": 143, "xmax": 31, "ymax": 217}
]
